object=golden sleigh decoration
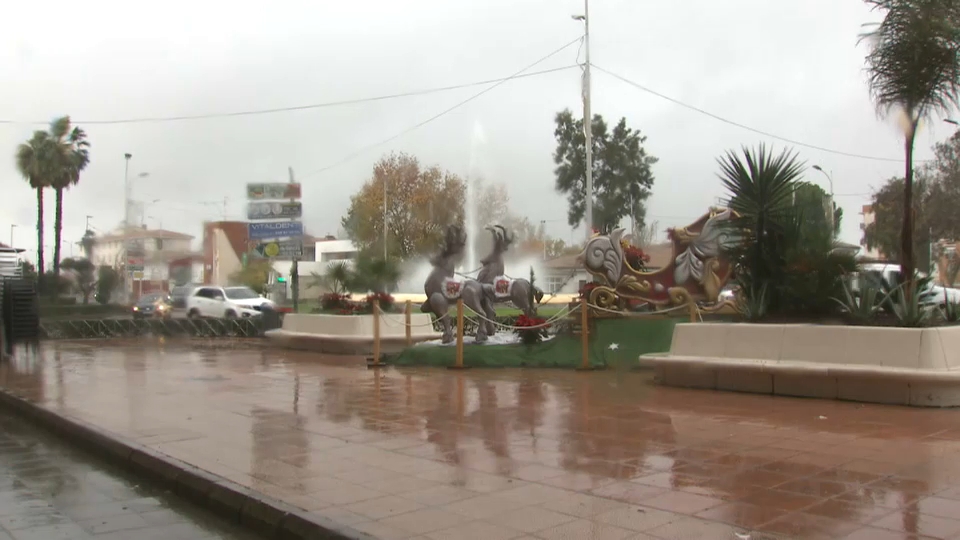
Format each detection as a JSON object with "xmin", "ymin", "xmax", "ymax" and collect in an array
[{"xmin": 579, "ymin": 207, "xmax": 738, "ymax": 314}]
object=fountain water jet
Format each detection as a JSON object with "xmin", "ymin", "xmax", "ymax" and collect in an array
[{"xmin": 464, "ymin": 120, "xmax": 487, "ymax": 274}]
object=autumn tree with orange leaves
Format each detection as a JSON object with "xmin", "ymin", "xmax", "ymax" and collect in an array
[
  {"xmin": 342, "ymin": 153, "xmax": 468, "ymax": 260},
  {"xmin": 342, "ymin": 152, "xmax": 573, "ymax": 262}
]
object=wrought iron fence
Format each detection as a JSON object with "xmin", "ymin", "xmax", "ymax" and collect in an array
[{"xmin": 39, "ymin": 317, "xmax": 264, "ymax": 340}]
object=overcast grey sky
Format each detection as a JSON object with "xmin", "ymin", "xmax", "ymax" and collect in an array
[{"xmin": 2, "ymin": 0, "xmax": 956, "ymax": 263}]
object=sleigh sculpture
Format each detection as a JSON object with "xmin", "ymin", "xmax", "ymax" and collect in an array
[{"xmin": 580, "ymin": 207, "xmax": 737, "ymax": 311}]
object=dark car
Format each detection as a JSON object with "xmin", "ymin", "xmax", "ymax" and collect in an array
[
  {"xmin": 132, "ymin": 293, "xmax": 173, "ymax": 320},
  {"xmin": 170, "ymin": 285, "xmax": 195, "ymax": 309}
]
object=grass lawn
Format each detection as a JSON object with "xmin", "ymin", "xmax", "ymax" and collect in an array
[{"xmin": 389, "ymin": 317, "xmax": 679, "ymax": 369}]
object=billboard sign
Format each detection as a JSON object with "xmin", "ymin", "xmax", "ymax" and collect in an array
[
  {"xmin": 247, "ymin": 183, "xmax": 301, "ymax": 200},
  {"xmin": 253, "ymin": 240, "xmax": 303, "ymax": 259},
  {"xmin": 248, "ymin": 221, "xmax": 303, "ymax": 240},
  {"xmin": 247, "ymin": 201, "xmax": 302, "ymax": 220}
]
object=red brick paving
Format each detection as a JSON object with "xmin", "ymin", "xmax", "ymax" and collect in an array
[{"xmin": 3, "ymin": 339, "xmax": 960, "ymax": 539}]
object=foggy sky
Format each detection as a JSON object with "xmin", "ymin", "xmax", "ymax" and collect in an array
[{"xmin": 2, "ymin": 0, "xmax": 955, "ymax": 264}]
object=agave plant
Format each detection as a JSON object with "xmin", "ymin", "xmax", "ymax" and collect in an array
[
  {"xmin": 735, "ymin": 282, "xmax": 769, "ymax": 322},
  {"xmin": 832, "ymin": 280, "xmax": 882, "ymax": 325},
  {"xmin": 940, "ymin": 288, "xmax": 960, "ymax": 324},
  {"xmin": 887, "ymin": 279, "xmax": 937, "ymax": 327}
]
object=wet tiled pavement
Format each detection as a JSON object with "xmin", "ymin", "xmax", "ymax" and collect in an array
[
  {"xmin": 4, "ymin": 340, "xmax": 960, "ymax": 539},
  {"xmin": 0, "ymin": 396, "xmax": 264, "ymax": 539}
]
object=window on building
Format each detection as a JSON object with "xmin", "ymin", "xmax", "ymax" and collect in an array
[
  {"xmin": 324, "ymin": 251, "xmax": 356, "ymax": 261},
  {"xmin": 155, "ymin": 238, "xmax": 163, "ymax": 250},
  {"xmin": 546, "ymin": 275, "xmax": 566, "ymax": 293}
]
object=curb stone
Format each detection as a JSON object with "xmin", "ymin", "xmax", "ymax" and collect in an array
[{"xmin": 0, "ymin": 388, "xmax": 375, "ymax": 540}]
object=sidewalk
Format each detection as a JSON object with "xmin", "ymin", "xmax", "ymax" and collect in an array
[
  {"xmin": 3, "ymin": 339, "xmax": 960, "ymax": 539},
  {"xmin": 0, "ymin": 403, "xmax": 263, "ymax": 540}
]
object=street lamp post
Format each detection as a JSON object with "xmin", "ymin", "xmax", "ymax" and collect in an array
[
  {"xmin": 573, "ymin": 1, "xmax": 593, "ymax": 242},
  {"xmin": 123, "ymin": 153, "xmax": 132, "ymax": 302},
  {"xmin": 811, "ymin": 165, "xmax": 836, "ymax": 235},
  {"xmin": 9, "ymin": 224, "xmax": 15, "ymax": 247}
]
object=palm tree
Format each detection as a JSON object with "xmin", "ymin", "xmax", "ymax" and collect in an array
[
  {"xmin": 861, "ymin": 0, "xmax": 960, "ymax": 289},
  {"xmin": 15, "ymin": 131, "xmax": 55, "ymax": 292},
  {"xmin": 47, "ymin": 116, "xmax": 90, "ymax": 280}
]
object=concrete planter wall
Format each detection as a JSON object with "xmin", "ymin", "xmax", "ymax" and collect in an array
[
  {"xmin": 639, "ymin": 323, "xmax": 960, "ymax": 407},
  {"xmin": 265, "ymin": 313, "xmax": 440, "ymax": 356}
]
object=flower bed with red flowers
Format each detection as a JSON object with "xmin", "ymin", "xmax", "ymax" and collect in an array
[
  {"xmin": 365, "ymin": 292, "xmax": 395, "ymax": 313},
  {"xmin": 513, "ymin": 313, "xmax": 549, "ymax": 345},
  {"xmin": 320, "ymin": 292, "xmax": 351, "ymax": 311}
]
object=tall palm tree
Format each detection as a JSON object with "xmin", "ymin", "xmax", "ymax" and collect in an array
[
  {"xmin": 47, "ymin": 116, "xmax": 90, "ymax": 279},
  {"xmin": 861, "ymin": 0, "xmax": 960, "ymax": 288},
  {"xmin": 15, "ymin": 131, "xmax": 55, "ymax": 292}
]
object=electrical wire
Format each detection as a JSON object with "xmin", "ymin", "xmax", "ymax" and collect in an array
[
  {"xmin": 592, "ymin": 64, "xmax": 930, "ymax": 164},
  {"xmin": 0, "ymin": 65, "xmax": 579, "ymax": 126},
  {"xmin": 298, "ymin": 36, "xmax": 585, "ymax": 180}
]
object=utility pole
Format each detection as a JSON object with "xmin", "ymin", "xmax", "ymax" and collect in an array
[
  {"xmin": 574, "ymin": 0, "xmax": 593, "ymax": 242},
  {"xmin": 9, "ymin": 224, "xmax": 15, "ymax": 247}
]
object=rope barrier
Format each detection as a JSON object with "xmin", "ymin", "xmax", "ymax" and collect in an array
[{"xmin": 461, "ymin": 303, "xmax": 578, "ymax": 331}]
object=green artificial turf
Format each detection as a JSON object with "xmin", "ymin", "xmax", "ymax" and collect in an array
[{"xmin": 388, "ymin": 317, "xmax": 679, "ymax": 369}]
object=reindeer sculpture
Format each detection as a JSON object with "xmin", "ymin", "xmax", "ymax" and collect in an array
[
  {"xmin": 421, "ymin": 225, "xmax": 489, "ymax": 343},
  {"xmin": 476, "ymin": 225, "xmax": 544, "ymax": 322}
]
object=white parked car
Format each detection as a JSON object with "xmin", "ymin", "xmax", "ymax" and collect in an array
[
  {"xmin": 185, "ymin": 286, "xmax": 275, "ymax": 319},
  {"xmin": 855, "ymin": 263, "xmax": 960, "ymax": 307}
]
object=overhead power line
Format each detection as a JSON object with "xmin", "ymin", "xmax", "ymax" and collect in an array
[
  {"xmin": 299, "ymin": 36, "xmax": 585, "ymax": 180},
  {"xmin": 592, "ymin": 64, "xmax": 930, "ymax": 164},
  {"xmin": 0, "ymin": 65, "xmax": 579, "ymax": 126}
]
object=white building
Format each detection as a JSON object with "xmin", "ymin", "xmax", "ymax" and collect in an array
[{"xmin": 92, "ymin": 227, "xmax": 194, "ymax": 269}]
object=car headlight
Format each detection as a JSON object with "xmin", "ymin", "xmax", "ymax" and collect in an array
[{"xmin": 132, "ymin": 306, "xmax": 139, "ymax": 311}]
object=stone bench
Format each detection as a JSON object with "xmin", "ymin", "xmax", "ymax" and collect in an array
[
  {"xmin": 639, "ymin": 323, "xmax": 960, "ymax": 407},
  {"xmin": 265, "ymin": 313, "xmax": 441, "ymax": 356}
]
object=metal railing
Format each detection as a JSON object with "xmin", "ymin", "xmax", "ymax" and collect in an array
[{"xmin": 39, "ymin": 317, "xmax": 264, "ymax": 340}]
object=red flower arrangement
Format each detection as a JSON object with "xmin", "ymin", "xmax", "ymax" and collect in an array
[
  {"xmin": 579, "ymin": 282, "xmax": 598, "ymax": 299},
  {"xmin": 622, "ymin": 244, "xmax": 651, "ymax": 270},
  {"xmin": 514, "ymin": 314, "xmax": 549, "ymax": 345}
]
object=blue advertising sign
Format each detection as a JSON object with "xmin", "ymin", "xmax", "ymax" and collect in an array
[{"xmin": 248, "ymin": 221, "xmax": 303, "ymax": 240}]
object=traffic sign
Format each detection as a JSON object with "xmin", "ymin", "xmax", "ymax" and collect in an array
[
  {"xmin": 247, "ymin": 202, "xmax": 302, "ymax": 220},
  {"xmin": 248, "ymin": 221, "xmax": 303, "ymax": 240},
  {"xmin": 247, "ymin": 183, "xmax": 301, "ymax": 200},
  {"xmin": 253, "ymin": 240, "xmax": 302, "ymax": 259}
]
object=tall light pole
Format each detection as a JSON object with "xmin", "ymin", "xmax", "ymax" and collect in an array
[
  {"xmin": 9, "ymin": 224, "xmax": 15, "ymax": 247},
  {"xmin": 540, "ymin": 220, "xmax": 547, "ymax": 261},
  {"xmin": 123, "ymin": 153, "xmax": 132, "ymax": 302},
  {"xmin": 573, "ymin": 1, "xmax": 593, "ymax": 242},
  {"xmin": 811, "ymin": 165, "xmax": 835, "ymax": 235}
]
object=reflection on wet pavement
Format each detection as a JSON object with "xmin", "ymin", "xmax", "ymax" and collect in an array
[
  {"xmin": 0, "ymin": 397, "xmax": 264, "ymax": 539},
  {"xmin": 4, "ymin": 339, "xmax": 960, "ymax": 539}
]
